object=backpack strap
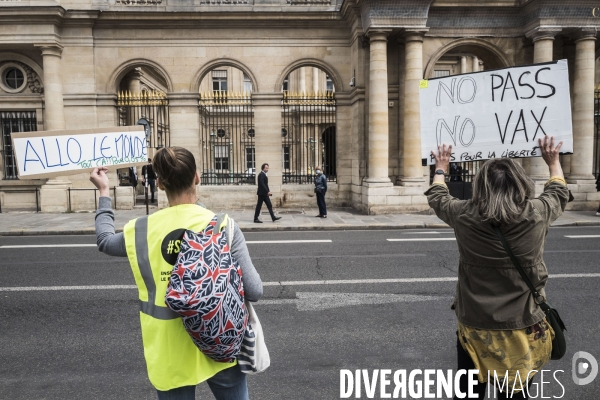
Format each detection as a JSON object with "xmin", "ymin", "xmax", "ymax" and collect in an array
[
  {"xmin": 215, "ymin": 213, "xmax": 227, "ymax": 234},
  {"xmin": 492, "ymin": 224, "xmax": 547, "ymax": 307}
]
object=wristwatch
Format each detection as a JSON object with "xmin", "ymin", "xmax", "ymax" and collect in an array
[{"xmin": 435, "ymin": 169, "xmax": 446, "ymax": 175}]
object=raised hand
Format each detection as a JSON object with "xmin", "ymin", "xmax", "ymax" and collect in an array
[
  {"xmin": 89, "ymin": 167, "xmax": 110, "ymax": 197},
  {"xmin": 431, "ymin": 144, "xmax": 453, "ymax": 173}
]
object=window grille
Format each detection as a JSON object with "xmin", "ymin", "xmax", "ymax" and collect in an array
[
  {"xmin": 434, "ymin": 70, "xmax": 451, "ymax": 78},
  {"xmin": 1, "ymin": 111, "xmax": 36, "ymax": 180},
  {"xmin": 117, "ymin": 91, "xmax": 170, "ymax": 149},
  {"xmin": 199, "ymin": 91, "xmax": 255, "ymax": 185},
  {"xmin": 212, "ymin": 70, "xmax": 228, "ymax": 93},
  {"xmin": 243, "ymin": 73, "xmax": 253, "ymax": 93},
  {"xmin": 281, "ymin": 91, "xmax": 336, "ymax": 184}
]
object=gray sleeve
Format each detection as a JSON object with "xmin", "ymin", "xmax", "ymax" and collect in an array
[
  {"xmin": 230, "ymin": 220, "xmax": 263, "ymax": 302},
  {"xmin": 95, "ymin": 196, "xmax": 127, "ymax": 257}
]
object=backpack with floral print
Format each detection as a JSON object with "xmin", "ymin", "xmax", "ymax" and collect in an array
[{"xmin": 165, "ymin": 214, "xmax": 248, "ymax": 362}]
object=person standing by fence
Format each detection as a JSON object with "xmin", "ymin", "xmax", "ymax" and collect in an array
[
  {"xmin": 142, "ymin": 158, "xmax": 157, "ymax": 203},
  {"xmin": 314, "ymin": 166, "xmax": 327, "ymax": 218},
  {"xmin": 596, "ymin": 173, "xmax": 600, "ymax": 216}
]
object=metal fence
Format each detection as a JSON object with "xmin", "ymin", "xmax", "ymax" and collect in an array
[
  {"xmin": 199, "ymin": 92, "xmax": 255, "ymax": 185},
  {"xmin": 281, "ymin": 91, "xmax": 336, "ymax": 184},
  {"xmin": 117, "ymin": 91, "xmax": 170, "ymax": 149},
  {"xmin": 67, "ymin": 187, "xmax": 118, "ymax": 212},
  {"xmin": 1, "ymin": 111, "xmax": 37, "ymax": 179}
]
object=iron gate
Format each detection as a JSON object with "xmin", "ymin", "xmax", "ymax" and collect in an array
[
  {"xmin": 199, "ymin": 92, "xmax": 255, "ymax": 185},
  {"xmin": 429, "ymin": 161, "xmax": 481, "ymax": 200},
  {"xmin": 281, "ymin": 91, "xmax": 336, "ymax": 184},
  {"xmin": 1, "ymin": 111, "xmax": 37, "ymax": 179},
  {"xmin": 117, "ymin": 91, "xmax": 170, "ymax": 149}
]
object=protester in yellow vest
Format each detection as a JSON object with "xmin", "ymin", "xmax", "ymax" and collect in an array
[{"xmin": 90, "ymin": 147, "xmax": 263, "ymax": 400}]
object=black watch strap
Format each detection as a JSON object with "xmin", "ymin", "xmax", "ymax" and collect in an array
[{"xmin": 435, "ymin": 169, "xmax": 446, "ymax": 175}]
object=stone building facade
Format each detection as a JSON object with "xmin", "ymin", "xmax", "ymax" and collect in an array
[{"xmin": 0, "ymin": 0, "xmax": 599, "ymax": 214}]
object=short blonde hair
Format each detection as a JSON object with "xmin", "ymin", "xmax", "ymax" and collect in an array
[{"xmin": 471, "ymin": 158, "xmax": 534, "ymax": 226}]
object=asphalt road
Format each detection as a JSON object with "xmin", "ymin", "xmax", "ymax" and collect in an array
[{"xmin": 1, "ymin": 226, "xmax": 599, "ymax": 399}]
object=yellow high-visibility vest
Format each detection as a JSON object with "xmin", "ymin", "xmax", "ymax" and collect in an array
[{"xmin": 123, "ymin": 204, "xmax": 235, "ymax": 391}]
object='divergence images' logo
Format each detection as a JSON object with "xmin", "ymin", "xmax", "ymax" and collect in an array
[{"xmin": 340, "ymin": 352, "xmax": 598, "ymax": 399}]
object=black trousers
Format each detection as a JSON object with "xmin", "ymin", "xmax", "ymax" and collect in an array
[
  {"xmin": 316, "ymin": 191, "xmax": 327, "ymax": 216},
  {"xmin": 455, "ymin": 337, "xmax": 531, "ymax": 400},
  {"xmin": 254, "ymin": 195, "xmax": 275, "ymax": 220},
  {"xmin": 148, "ymin": 179, "xmax": 156, "ymax": 201}
]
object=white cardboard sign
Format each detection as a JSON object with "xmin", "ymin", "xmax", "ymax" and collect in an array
[
  {"xmin": 420, "ymin": 60, "xmax": 573, "ymax": 165},
  {"xmin": 11, "ymin": 126, "xmax": 148, "ymax": 179}
]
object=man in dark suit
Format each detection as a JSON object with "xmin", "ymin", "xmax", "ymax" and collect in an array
[
  {"xmin": 254, "ymin": 163, "xmax": 282, "ymax": 223},
  {"xmin": 141, "ymin": 158, "xmax": 157, "ymax": 203}
]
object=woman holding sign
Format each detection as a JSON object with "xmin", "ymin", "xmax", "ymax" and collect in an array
[
  {"xmin": 90, "ymin": 147, "xmax": 263, "ymax": 400},
  {"xmin": 426, "ymin": 137, "xmax": 569, "ymax": 400}
]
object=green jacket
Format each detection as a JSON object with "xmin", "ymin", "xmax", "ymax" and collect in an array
[{"xmin": 425, "ymin": 181, "xmax": 570, "ymax": 330}]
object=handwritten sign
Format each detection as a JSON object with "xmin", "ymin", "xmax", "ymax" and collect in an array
[
  {"xmin": 420, "ymin": 60, "xmax": 573, "ymax": 165},
  {"xmin": 11, "ymin": 126, "xmax": 147, "ymax": 179}
]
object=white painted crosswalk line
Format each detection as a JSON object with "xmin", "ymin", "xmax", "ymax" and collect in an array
[
  {"xmin": 245, "ymin": 240, "xmax": 332, "ymax": 244},
  {"xmin": 387, "ymin": 238, "xmax": 456, "ymax": 242},
  {"xmin": 401, "ymin": 231, "xmax": 442, "ymax": 234},
  {"xmin": 0, "ymin": 244, "xmax": 97, "ymax": 249},
  {"xmin": 0, "ymin": 240, "xmax": 332, "ymax": 249},
  {"xmin": 564, "ymin": 235, "xmax": 600, "ymax": 239},
  {"xmin": 3, "ymin": 273, "xmax": 600, "ymax": 292}
]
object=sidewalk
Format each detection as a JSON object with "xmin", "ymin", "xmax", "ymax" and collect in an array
[{"xmin": 0, "ymin": 206, "xmax": 598, "ymax": 236}]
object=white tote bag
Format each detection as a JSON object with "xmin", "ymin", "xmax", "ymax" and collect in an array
[
  {"xmin": 225, "ymin": 217, "xmax": 270, "ymax": 374},
  {"xmin": 238, "ymin": 301, "xmax": 270, "ymax": 374}
]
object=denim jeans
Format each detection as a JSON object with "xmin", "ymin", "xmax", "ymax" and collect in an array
[
  {"xmin": 156, "ymin": 364, "xmax": 248, "ymax": 400},
  {"xmin": 316, "ymin": 191, "xmax": 327, "ymax": 216}
]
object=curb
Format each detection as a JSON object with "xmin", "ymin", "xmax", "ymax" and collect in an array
[{"xmin": 0, "ymin": 220, "xmax": 598, "ymax": 236}]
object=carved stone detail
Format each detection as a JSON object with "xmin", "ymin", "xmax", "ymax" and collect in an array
[{"xmin": 0, "ymin": 61, "xmax": 43, "ymax": 94}]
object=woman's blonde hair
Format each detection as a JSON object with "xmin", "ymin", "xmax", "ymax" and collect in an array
[{"xmin": 471, "ymin": 158, "xmax": 534, "ymax": 226}]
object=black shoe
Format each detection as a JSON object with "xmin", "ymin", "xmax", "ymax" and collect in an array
[
  {"xmin": 254, "ymin": 219, "xmax": 263, "ymax": 223},
  {"xmin": 272, "ymin": 216, "xmax": 282, "ymax": 222}
]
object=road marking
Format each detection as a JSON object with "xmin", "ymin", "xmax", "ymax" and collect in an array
[
  {"xmin": 257, "ymin": 292, "xmax": 451, "ymax": 311},
  {"xmin": 2, "ymin": 273, "xmax": 600, "ymax": 292},
  {"xmin": 262, "ymin": 277, "xmax": 458, "ymax": 286},
  {"xmin": 564, "ymin": 235, "xmax": 600, "ymax": 239},
  {"xmin": 401, "ymin": 231, "xmax": 443, "ymax": 234},
  {"xmin": 0, "ymin": 285, "xmax": 136, "ymax": 291},
  {"xmin": 0, "ymin": 244, "xmax": 97, "ymax": 249},
  {"xmin": 245, "ymin": 240, "xmax": 332, "ymax": 244},
  {"xmin": 0, "ymin": 240, "xmax": 332, "ymax": 249},
  {"xmin": 387, "ymin": 238, "xmax": 456, "ymax": 242}
]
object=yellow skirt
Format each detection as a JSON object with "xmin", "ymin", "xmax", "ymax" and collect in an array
[{"xmin": 458, "ymin": 319, "xmax": 555, "ymax": 391}]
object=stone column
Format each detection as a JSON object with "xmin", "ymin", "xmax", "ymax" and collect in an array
[
  {"xmin": 299, "ymin": 67, "xmax": 306, "ymax": 94},
  {"xmin": 400, "ymin": 31, "xmax": 427, "ymax": 186},
  {"xmin": 570, "ymin": 32, "xmax": 597, "ymax": 181},
  {"xmin": 313, "ymin": 67, "xmax": 319, "ymax": 93},
  {"xmin": 366, "ymin": 30, "xmax": 392, "ymax": 184},
  {"xmin": 460, "ymin": 56, "xmax": 467, "ymax": 74},
  {"xmin": 128, "ymin": 68, "xmax": 143, "ymax": 95},
  {"xmin": 36, "ymin": 45, "xmax": 71, "ymax": 212},
  {"xmin": 472, "ymin": 56, "xmax": 479, "ymax": 72},
  {"xmin": 39, "ymin": 46, "xmax": 65, "ymax": 131},
  {"xmin": 253, "ymin": 93, "xmax": 283, "ymax": 205},
  {"xmin": 528, "ymin": 35, "xmax": 555, "ymax": 180}
]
